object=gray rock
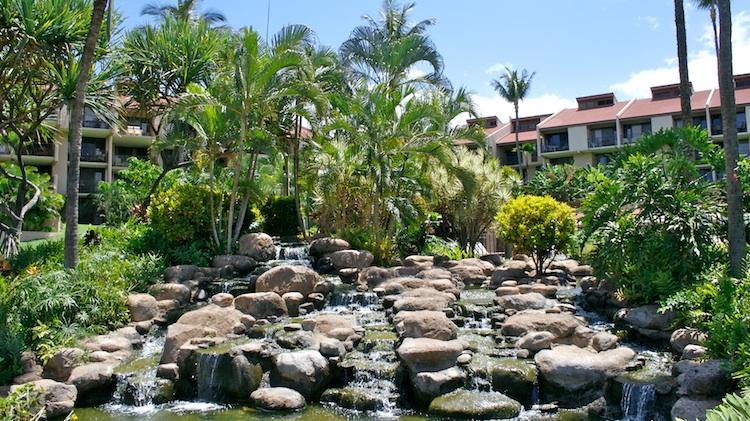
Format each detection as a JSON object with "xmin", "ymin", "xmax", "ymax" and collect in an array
[
  {"xmin": 270, "ymin": 350, "xmax": 330, "ymax": 399},
  {"xmin": 127, "ymin": 293, "xmax": 158, "ymax": 322},
  {"xmin": 210, "ymin": 293, "xmax": 234, "ymax": 307},
  {"xmin": 250, "ymin": 387, "xmax": 306, "ymax": 411},
  {"xmin": 11, "ymin": 379, "xmax": 77, "ymax": 419},
  {"xmin": 592, "ymin": 332, "xmax": 619, "ymax": 352},
  {"xmin": 676, "ymin": 359, "xmax": 731, "ymax": 397},
  {"xmin": 309, "ymin": 238, "xmax": 350, "ymax": 257},
  {"xmin": 156, "ymin": 363, "xmax": 179, "ymax": 381},
  {"xmin": 66, "ymin": 362, "xmax": 116, "ymax": 405},
  {"xmin": 282, "ymin": 292, "xmax": 305, "ymax": 317},
  {"xmin": 235, "ymin": 292, "xmax": 288, "ymax": 319},
  {"xmin": 535, "ymin": 345, "xmax": 635, "ymax": 393},
  {"xmin": 256, "ymin": 265, "xmax": 322, "ymax": 297},
  {"xmin": 412, "ymin": 366, "xmax": 466, "ymax": 403},
  {"xmin": 614, "ymin": 305, "xmax": 676, "ymax": 332},
  {"xmin": 238, "ymin": 233, "xmax": 277, "ymax": 262},
  {"xmin": 397, "ymin": 338, "xmax": 464, "ymax": 373},
  {"xmin": 671, "ymin": 328, "xmax": 708, "ymax": 353},
  {"xmin": 501, "ymin": 312, "xmax": 582, "ymax": 339},
  {"xmin": 671, "ymin": 397, "xmax": 721, "ymax": 421},
  {"xmin": 212, "ymin": 255, "xmax": 257, "ymax": 274},
  {"xmin": 393, "ymin": 310, "xmax": 458, "ymax": 341},
  {"xmin": 428, "ymin": 389, "xmax": 522, "ymax": 420},
  {"xmin": 494, "ymin": 293, "xmax": 548, "ymax": 311},
  {"xmin": 328, "ymin": 250, "xmax": 374, "ymax": 270},
  {"xmin": 516, "ymin": 331, "xmax": 555, "ymax": 353},
  {"xmin": 682, "ymin": 344, "xmax": 708, "ymax": 360},
  {"xmin": 148, "ymin": 283, "xmax": 191, "ymax": 304},
  {"xmin": 320, "ymin": 387, "xmax": 380, "ymax": 410},
  {"xmin": 43, "ymin": 348, "xmax": 85, "ymax": 382}
]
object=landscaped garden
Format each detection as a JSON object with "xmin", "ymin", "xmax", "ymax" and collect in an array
[{"xmin": 1, "ymin": 0, "xmax": 750, "ymax": 420}]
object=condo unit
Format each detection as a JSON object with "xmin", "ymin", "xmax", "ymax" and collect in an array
[{"xmin": 0, "ymin": 101, "xmax": 155, "ymax": 225}]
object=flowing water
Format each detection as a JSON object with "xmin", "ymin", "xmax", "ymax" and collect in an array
[{"xmin": 621, "ymin": 383, "xmax": 657, "ymax": 421}]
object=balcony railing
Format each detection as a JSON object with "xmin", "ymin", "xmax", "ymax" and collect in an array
[
  {"xmin": 542, "ymin": 142, "xmax": 569, "ymax": 153},
  {"xmin": 26, "ymin": 143, "xmax": 55, "ymax": 157},
  {"xmin": 83, "ymin": 119, "xmax": 109, "ymax": 129},
  {"xmin": 503, "ymin": 153, "xmax": 520, "ymax": 166},
  {"xmin": 588, "ymin": 136, "xmax": 617, "ymax": 148}
]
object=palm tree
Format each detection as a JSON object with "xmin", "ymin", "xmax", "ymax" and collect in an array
[
  {"xmin": 63, "ymin": 0, "xmax": 110, "ymax": 269},
  {"xmin": 118, "ymin": 16, "xmax": 223, "ymax": 207},
  {"xmin": 674, "ymin": 0, "xmax": 692, "ymax": 126},
  {"xmin": 716, "ymin": 0, "xmax": 745, "ymax": 276},
  {"xmin": 340, "ymin": 0, "xmax": 444, "ymax": 90},
  {"xmin": 491, "ymin": 67, "xmax": 535, "ymax": 180},
  {"xmin": 141, "ymin": 0, "xmax": 225, "ymax": 25},
  {"xmin": 695, "ymin": 0, "xmax": 719, "ymax": 59}
]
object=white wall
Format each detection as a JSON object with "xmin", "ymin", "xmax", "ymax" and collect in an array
[
  {"xmin": 651, "ymin": 115, "xmax": 674, "ymax": 131},
  {"xmin": 568, "ymin": 125, "xmax": 588, "ymax": 152}
]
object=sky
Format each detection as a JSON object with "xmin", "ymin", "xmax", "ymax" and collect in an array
[{"xmin": 117, "ymin": 0, "xmax": 750, "ymax": 121}]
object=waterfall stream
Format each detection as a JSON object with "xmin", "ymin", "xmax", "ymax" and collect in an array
[{"xmin": 621, "ymin": 383, "xmax": 657, "ymax": 421}]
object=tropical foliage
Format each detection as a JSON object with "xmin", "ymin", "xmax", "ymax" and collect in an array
[{"xmin": 496, "ymin": 195, "xmax": 576, "ymax": 274}]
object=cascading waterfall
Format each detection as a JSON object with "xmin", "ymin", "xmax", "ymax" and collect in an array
[
  {"xmin": 196, "ymin": 353, "xmax": 222, "ymax": 402},
  {"xmin": 276, "ymin": 244, "xmax": 309, "ymax": 262},
  {"xmin": 621, "ymin": 383, "xmax": 657, "ymax": 421}
]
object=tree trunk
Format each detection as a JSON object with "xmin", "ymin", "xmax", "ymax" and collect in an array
[
  {"xmin": 674, "ymin": 0, "xmax": 692, "ymax": 126},
  {"xmin": 64, "ymin": 0, "xmax": 108, "ymax": 269},
  {"xmin": 717, "ymin": 0, "xmax": 746, "ymax": 276},
  {"xmin": 513, "ymin": 105, "xmax": 523, "ymax": 180},
  {"xmin": 293, "ymin": 115, "xmax": 307, "ymax": 239}
]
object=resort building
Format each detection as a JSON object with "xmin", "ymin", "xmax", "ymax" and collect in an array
[{"xmin": 0, "ymin": 100, "xmax": 154, "ymax": 225}]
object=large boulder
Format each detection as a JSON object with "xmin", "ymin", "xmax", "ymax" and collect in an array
[
  {"xmin": 494, "ymin": 293, "xmax": 548, "ymax": 311},
  {"xmin": 614, "ymin": 305, "xmax": 676, "ymax": 340},
  {"xmin": 270, "ymin": 350, "xmax": 330, "ymax": 399},
  {"xmin": 671, "ymin": 328, "xmax": 708, "ymax": 353},
  {"xmin": 11, "ymin": 379, "xmax": 77, "ymax": 419},
  {"xmin": 328, "ymin": 250, "xmax": 374, "ymax": 270},
  {"xmin": 490, "ymin": 359, "xmax": 538, "ymax": 406},
  {"xmin": 397, "ymin": 338, "xmax": 464, "ymax": 373},
  {"xmin": 412, "ymin": 366, "xmax": 466, "ymax": 403},
  {"xmin": 394, "ymin": 310, "xmax": 458, "ymax": 341},
  {"xmin": 447, "ymin": 265, "xmax": 486, "ymax": 285},
  {"xmin": 490, "ymin": 261, "xmax": 532, "ymax": 284},
  {"xmin": 671, "ymin": 397, "xmax": 721, "ymax": 421},
  {"xmin": 312, "ymin": 314, "xmax": 359, "ymax": 341},
  {"xmin": 127, "ymin": 293, "xmax": 158, "ymax": 322},
  {"xmin": 404, "ymin": 255, "xmax": 434, "ymax": 268},
  {"xmin": 211, "ymin": 255, "xmax": 257, "ymax": 275},
  {"xmin": 516, "ymin": 331, "xmax": 555, "ymax": 353},
  {"xmin": 255, "ymin": 265, "xmax": 322, "ymax": 297},
  {"xmin": 235, "ymin": 292, "xmax": 288, "ymax": 319},
  {"xmin": 238, "ymin": 233, "xmax": 277, "ymax": 262},
  {"xmin": 43, "ymin": 348, "xmax": 85, "ymax": 382},
  {"xmin": 161, "ymin": 324, "xmax": 212, "ymax": 364},
  {"xmin": 66, "ymin": 362, "xmax": 117, "ymax": 405},
  {"xmin": 250, "ymin": 387, "xmax": 306, "ymax": 411},
  {"xmin": 676, "ymin": 359, "xmax": 731, "ymax": 397},
  {"xmin": 160, "ymin": 305, "xmax": 242, "ymax": 364},
  {"xmin": 428, "ymin": 389, "xmax": 522, "ymax": 420},
  {"xmin": 391, "ymin": 288, "xmax": 457, "ymax": 313},
  {"xmin": 163, "ymin": 265, "xmax": 199, "ymax": 283},
  {"xmin": 148, "ymin": 283, "xmax": 191, "ymax": 304},
  {"xmin": 320, "ymin": 387, "xmax": 380, "ymax": 411},
  {"xmin": 309, "ymin": 238, "xmax": 350, "ymax": 257},
  {"xmin": 535, "ymin": 345, "xmax": 635, "ymax": 393},
  {"xmin": 501, "ymin": 312, "xmax": 582, "ymax": 339}
]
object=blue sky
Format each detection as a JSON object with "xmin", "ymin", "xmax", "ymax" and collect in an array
[{"xmin": 117, "ymin": 0, "xmax": 750, "ymax": 119}]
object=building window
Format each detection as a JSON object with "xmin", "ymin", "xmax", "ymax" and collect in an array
[
  {"xmin": 622, "ymin": 122, "xmax": 652, "ymax": 144},
  {"xmin": 588, "ymin": 126, "xmax": 617, "ymax": 148},
  {"xmin": 675, "ymin": 115, "xmax": 708, "ymax": 130},
  {"xmin": 77, "ymin": 137, "xmax": 107, "ymax": 162},
  {"xmin": 499, "ymin": 148, "xmax": 519, "ymax": 166},
  {"xmin": 79, "ymin": 168, "xmax": 104, "ymax": 194},
  {"xmin": 739, "ymin": 141, "xmax": 750, "ymax": 157},
  {"xmin": 78, "ymin": 197, "xmax": 104, "ymax": 225},
  {"xmin": 83, "ymin": 107, "xmax": 108, "ymax": 129},
  {"xmin": 513, "ymin": 120, "xmax": 538, "ymax": 132},
  {"xmin": 710, "ymin": 112, "xmax": 748, "ymax": 135},
  {"xmin": 698, "ymin": 168, "xmax": 715, "ymax": 182},
  {"xmin": 549, "ymin": 157, "xmax": 574, "ymax": 166},
  {"xmin": 113, "ymin": 146, "xmax": 149, "ymax": 167},
  {"xmin": 595, "ymin": 154, "xmax": 613, "ymax": 165},
  {"xmin": 542, "ymin": 132, "xmax": 569, "ymax": 152},
  {"xmin": 125, "ymin": 118, "xmax": 150, "ymax": 136}
]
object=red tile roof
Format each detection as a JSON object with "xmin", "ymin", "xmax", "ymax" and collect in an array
[
  {"xmin": 620, "ymin": 90, "xmax": 711, "ymax": 120},
  {"xmin": 708, "ymin": 88, "xmax": 750, "ymax": 109},
  {"xmin": 496, "ymin": 129, "xmax": 538, "ymax": 145},
  {"xmin": 539, "ymin": 101, "xmax": 628, "ymax": 129}
]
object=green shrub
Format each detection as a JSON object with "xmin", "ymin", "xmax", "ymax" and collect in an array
[
  {"xmin": 0, "ymin": 383, "xmax": 42, "ymax": 421},
  {"xmin": 495, "ymin": 195, "xmax": 576, "ymax": 274},
  {"xmin": 582, "ymin": 152, "xmax": 724, "ymax": 304},
  {"xmin": 524, "ymin": 164, "xmax": 593, "ymax": 206},
  {"xmin": 337, "ymin": 226, "xmax": 399, "ymax": 266},
  {"xmin": 148, "ymin": 183, "xmax": 218, "ymax": 244},
  {"xmin": 96, "ymin": 158, "xmax": 177, "ymax": 225},
  {"xmin": 0, "ymin": 163, "xmax": 63, "ymax": 232},
  {"xmin": 261, "ymin": 196, "xmax": 299, "ymax": 237},
  {"xmin": 423, "ymin": 235, "xmax": 474, "ymax": 260},
  {"xmin": 706, "ymin": 390, "xmax": 750, "ymax": 420}
]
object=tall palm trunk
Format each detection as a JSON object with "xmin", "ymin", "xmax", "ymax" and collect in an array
[
  {"xmin": 64, "ymin": 0, "xmax": 109, "ymax": 269},
  {"xmin": 674, "ymin": 0, "xmax": 692, "ymax": 126},
  {"xmin": 293, "ymin": 115, "xmax": 307, "ymax": 239},
  {"xmin": 710, "ymin": 5, "xmax": 719, "ymax": 60},
  {"xmin": 513, "ymin": 104, "xmax": 523, "ymax": 180},
  {"xmin": 717, "ymin": 0, "xmax": 746, "ymax": 276}
]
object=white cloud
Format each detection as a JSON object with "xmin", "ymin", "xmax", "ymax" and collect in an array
[
  {"xmin": 485, "ymin": 62, "xmax": 512, "ymax": 75},
  {"xmin": 467, "ymin": 93, "xmax": 577, "ymax": 122},
  {"xmin": 638, "ymin": 15, "xmax": 660, "ymax": 30},
  {"xmin": 611, "ymin": 11, "xmax": 750, "ymax": 99}
]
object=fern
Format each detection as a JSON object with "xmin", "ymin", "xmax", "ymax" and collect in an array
[{"xmin": 706, "ymin": 390, "xmax": 750, "ymax": 421}]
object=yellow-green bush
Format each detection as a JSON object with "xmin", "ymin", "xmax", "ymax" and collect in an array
[
  {"xmin": 495, "ymin": 195, "xmax": 576, "ymax": 274},
  {"xmin": 148, "ymin": 183, "xmax": 217, "ymax": 244}
]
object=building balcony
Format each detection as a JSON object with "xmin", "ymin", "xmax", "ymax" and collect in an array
[
  {"xmin": 0, "ymin": 143, "xmax": 55, "ymax": 157},
  {"xmin": 541, "ymin": 142, "xmax": 569, "ymax": 153},
  {"xmin": 588, "ymin": 136, "xmax": 617, "ymax": 149}
]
